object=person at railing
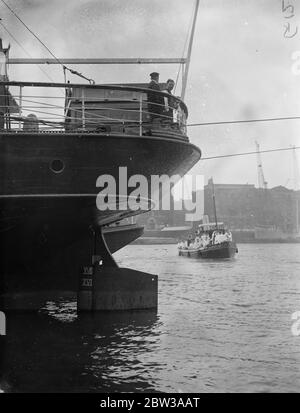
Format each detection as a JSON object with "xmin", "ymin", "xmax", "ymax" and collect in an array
[
  {"xmin": 23, "ymin": 114, "xmax": 39, "ymax": 132},
  {"xmin": 146, "ymin": 72, "xmax": 164, "ymax": 121},
  {"xmin": 162, "ymin": 79, "xmax": 177, "ymax": 121}
]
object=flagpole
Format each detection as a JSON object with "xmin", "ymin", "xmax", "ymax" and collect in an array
[{"xmin": 211, "ymin": 178, "xmax": 218, "ymax": 230}]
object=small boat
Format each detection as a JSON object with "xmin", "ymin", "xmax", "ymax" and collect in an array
[
  {"xmin": 178, "ymin": 222, "xmax": 238, "ymax": 259},
  {"xmin": 178, "ymin": 177, "xmax": 238, "ymax": 259}
]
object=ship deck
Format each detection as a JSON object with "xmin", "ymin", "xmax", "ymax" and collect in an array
[{"xmin": 0, "ymin": 80, "xmax": 190, "ymax": 142}]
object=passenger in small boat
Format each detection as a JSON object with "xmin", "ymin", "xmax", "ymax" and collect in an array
[
  {"xmin": 194, "ymin": 236, "xmax": 201, "ymax": 248},
  {"xmin": 213, "ymin": 230, "xmax": 230, "ymax": 244},
  {"xmin": 212, "ymin": 231, "xmax": 216, "ymax": 244},
  {"xmin": 187, "ymin": 233, "xmax": 193, "ymax": 246},
  {"xmin": 201, "ymin": 233, "xmax": 210, "ymax": 247},
  {"xmin": 225, "ymin": 230, "xmax": 232, "ymax": 241}
]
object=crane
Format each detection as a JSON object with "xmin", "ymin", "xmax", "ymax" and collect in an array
[{"xmin": 255, "ymin": 141, "xmax": 268, "ymax": 189}]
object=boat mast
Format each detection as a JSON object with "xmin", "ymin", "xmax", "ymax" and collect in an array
[
  {"xmin": 181, "ymin": 0, "xmax": 200, "ymax": 100},
  {"xmin": 296, "ymin": 196, "xmax": 299, "ymax": 235},
  {"xmin": 211, "ymin": 178, "xmax": 218, "ymax": 230},
  {"xmin": 0, "ymin": 38, "xmax": 11, "ymax": 130},
  {"xmin": 292, "ymin": 145, "xmax": 300, "ymax": 191}
]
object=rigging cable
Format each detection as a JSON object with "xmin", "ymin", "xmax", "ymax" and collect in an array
[
  {"xmin": 0, "ymin": 19, "xmax": 58, "ymax": 85},
  {"xmin": 187, "ymin": 116, "xmax": 300, "ymax": 127},
  {"xmin": 0, "ymin": 0, "xmax": 95, "ymax": 84},
  {"xmin": 201, "ymin": 146, "xmax": 300, "ymax": 161}
]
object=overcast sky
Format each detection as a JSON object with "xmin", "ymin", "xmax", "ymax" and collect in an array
[{"xmin": 1, "ymin": 0, "xmax": 300, "ymax": 189}]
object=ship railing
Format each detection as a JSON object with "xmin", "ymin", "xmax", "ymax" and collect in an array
[{"xmin": 0, "ymin": 81, "xmax": 188, "ymax": 140}]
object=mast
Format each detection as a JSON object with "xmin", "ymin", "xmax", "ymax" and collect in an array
[
  {"xmin": 296, "ymin": 196, "xmax": 299, "ymax": 234},
  {"xmin": 0, "ymin": 38, "xmax": 11, "ymax": 130},
  {"xmin": 181, "ymin": 0, "xmax": 200, "ymax": 100},
  {"xmin": 211, "ymin": 178, "xmax": 218, "ymax": 230},
  {"xmin": 292, "ymin": 145, "xmax": 300, "ymax": 191}
]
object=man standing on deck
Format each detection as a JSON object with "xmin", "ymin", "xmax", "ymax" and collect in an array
[
  {"xmin": 162, "ymin": 78, "xmax": 177, "ymax": 121},
  {"xmin": 147, "ymin": 72, "xmax": 164, "ymax": 121}
]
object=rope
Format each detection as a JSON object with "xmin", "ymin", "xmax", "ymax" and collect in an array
[
  {"xmin": 0, "ymin": 0, "xmax": 95, "ymax": 84},
  {"xmin": 187, "ymin": 116, "xmax": 300, "ymax": 127},
  {"xmin": 0, "ymin": 20, "xmax": 58, "ymax": 84},
  {"xmin": 201, "ymin": 146, "xmax": 300, "ymax": 160}
]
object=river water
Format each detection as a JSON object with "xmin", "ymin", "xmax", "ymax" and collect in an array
[{"xmin": 1, "ymin": 243, "xmax": 300, "ymax": 393}]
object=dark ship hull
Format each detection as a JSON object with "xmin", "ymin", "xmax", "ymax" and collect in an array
[
  {"xmin": 0, "ymin": 132, "xmax": 201, "ymax": 306},
  {"xmin": 179, "ymin": 241, "xmax": 238, "ymax": 259}
]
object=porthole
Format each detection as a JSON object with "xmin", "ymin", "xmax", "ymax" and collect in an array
[{"xmin": 50, "ymin": 159, "xmax": 65, "ymax": 174}]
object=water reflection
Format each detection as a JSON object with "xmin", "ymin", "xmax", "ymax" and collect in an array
[
  {"xmin": 1, "ymin": 302, "xmax": 160, "ymax": 393},
  {"xmin": 1, "ymin": 244, "xmax": 300, "ymax": 392}
]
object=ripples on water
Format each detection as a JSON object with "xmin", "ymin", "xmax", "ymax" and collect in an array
[{"xmin": 1, "ymin": 244, "xmax": 300, "ymax": 392}]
